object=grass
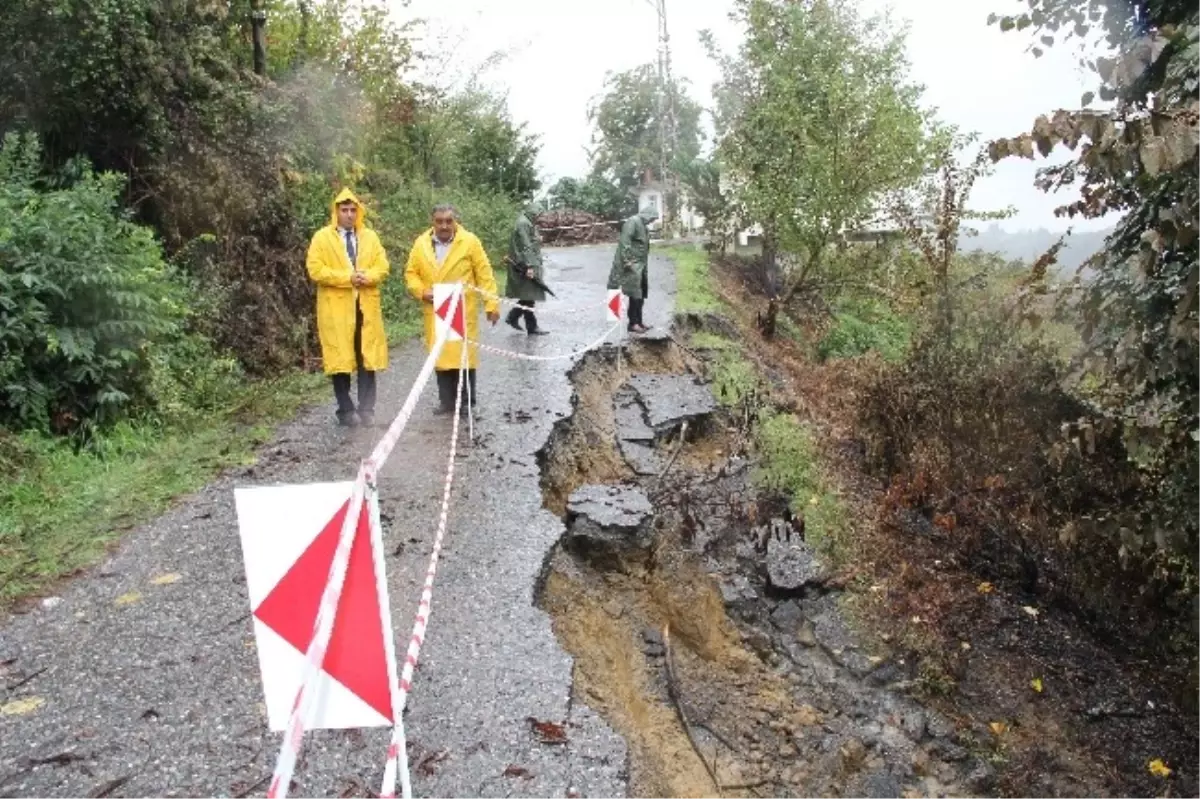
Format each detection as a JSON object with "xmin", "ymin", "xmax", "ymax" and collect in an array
[
  {"xmin": 657, "ymin": 244, "xmax": 851, "ymax": 564},
  {"xmin": 656, "ymin": 243, "xmax": 722, "ymax": 313},
  {"xmin": 751, "ymin": 410, "xmax": 849, "ymax": 562},
  {"xmin": 817, "ymin": 297, "xmax": 912, "ymax": 363},
  {"xmin": 0, "ymin": 371, "xmax": 327, "ymax": 608}
]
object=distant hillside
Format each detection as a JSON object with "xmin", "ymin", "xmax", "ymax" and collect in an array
[{"xmin": 960, "ymin": 224, "xmax": 1114, "ymax": 276}]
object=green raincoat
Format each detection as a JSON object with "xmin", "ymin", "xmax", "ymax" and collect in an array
[
  {"xmin": 504, "ymin": 210, "xmax": 546, "ymax": 303},
  {"xmin": 607, "ymin": 206, "xmax": 659, "ymax": 300}
]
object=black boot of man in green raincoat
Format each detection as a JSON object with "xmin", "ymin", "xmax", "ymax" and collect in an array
[
  {"xmin": 504, "ymin": 206, "xmax": 550, "ymax": 335},
  {"xmin": 607, "ymin": 205, "xmax": 659, "ymax": 333}
]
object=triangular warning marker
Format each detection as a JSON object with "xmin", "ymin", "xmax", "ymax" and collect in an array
[
  {"xmin": 606, "ymin": 289, "xmax": 622, "ymax": 323},
  {"xmin": 252, "ymin": 498, "xmax": 391, "ymax": 721},
  {"xmin": 234, "ymin": 482, "xmax": 398, "ymax": 731},
  {"xmin": 433, "ymin": 283, "xmax": 466, "ymax": 340}
]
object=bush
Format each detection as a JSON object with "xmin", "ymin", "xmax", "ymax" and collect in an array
[
  {"xmin": 858, "ymin": 311, "xmax": 1196, "ymax": 651},
  {"xmin": 0, "ymin": 134, "xmax": 180, "ymax": 433},
  {"xmin": 817, "ymin": 298, "xmax": 911, "ymax": 362}
]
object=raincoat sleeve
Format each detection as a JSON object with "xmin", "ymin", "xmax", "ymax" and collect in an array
[
  {"xmin": 404, "ymin": 245, "xmax": 428, "ymax": 302},
  {"xmin": 512, "ymin": 221, "xmax": 533, "ymax": 267},
  {"xmin": 306, "ymin": 232, "xmax": 353, "ymax": 288},
  {"xmin": 472, "ymin": 237, "xmax": 500, "ymax": 314},
  {"xmin": 360, "ymin": 230, "xmax": 390, "ymax": 286}
]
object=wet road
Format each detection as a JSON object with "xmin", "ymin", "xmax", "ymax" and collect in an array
[{"xmin": 0, "ymin": 244, "xmax": 677, "ymax": 798}]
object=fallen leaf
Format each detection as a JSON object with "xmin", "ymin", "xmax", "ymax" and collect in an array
[
  {"xmin": 151, "ymin": 573, "xmax": 182, "ymax": 586},
  {"xmin": 960, "ymin": 641, "xmax": 972, "ymax": 651},
  {"xmin": 977, "ymin": 581, "xmax": 995, "ymax": 594},
  {"xmin": 808, "ymin": 496, "xmax": 819, "ymax": 506},
  {"xmin": 114, "ymin": 591, "xmax": 143, "ymax": 607},
  {"xmin": 1, "ymin": 696, "xmax": 45, "ymax": 716},
  {"xmin": 867, "ymin": 655, "xmax": 883, "ymax": 665},
  {"xmin": 1149, "ymin": 758, "xmax": 1172, "ymax": 778},
  {"xmin": 502, "ymin": 764, "xmax": 533, "ymax": 779},
  {"xmin": 1021, "ymin": 605, "xmax": 1039, "ymax": 618},
  {"xmin": 416, "ymin": 748, "xmax": 449, "ymax": 776},
  {"xmin": 988, "ymin": 721, "xmax": 1008, "ymax": 735},
  {"xmin": 526, "ymin": 716, "xmax": 568, "ymax": 744},
  {"xmin": 910, "ymin": 615, "xmax": 922, "ymax": 624},
  {"xmin": 1030, "ymin": 678, "xmax": 1044, "ymax": 693}
]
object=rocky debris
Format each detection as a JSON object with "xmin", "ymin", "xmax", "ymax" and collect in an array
[
  {"xmin": 617, "ymin": 439, "xmax": 665, "ymax": 476},
  {"xmin": 765, "ymin": 532, "xmax": 826, "ymax": 593},
  {"xmin": 613, "ymin": 387, "xmax": 655, "ymax": 442},
  {"xmin": 613, "ymin": 375, "xmax": 716, "ymax": 475},
  {"xmin": 534, "ymin": 209, "xmax": 618, "ymax": 245},
  {"xmin": 624, "ymin": 374, "xmax": 717, "ymax": 434},
  {"xmin": 565, "ymin": 484, "xmax": 654, "ymax": 568},
  {"xmin": 672, "ymin": 310, "xmax": 740, "ymax": 341}
]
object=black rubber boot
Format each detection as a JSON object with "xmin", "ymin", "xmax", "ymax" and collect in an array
[{"xmin": 505, "ymin": 307, "xmax": 524, "ymax": 331}]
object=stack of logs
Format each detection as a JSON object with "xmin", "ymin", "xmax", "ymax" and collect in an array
[{"xmin": 534, "ymin": 209, "xmax": 620, "ymax": 245}]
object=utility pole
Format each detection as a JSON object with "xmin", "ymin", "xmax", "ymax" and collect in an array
[{"xmin": 653, "ymin": 0, "xmax": 678, "ymax": 230}]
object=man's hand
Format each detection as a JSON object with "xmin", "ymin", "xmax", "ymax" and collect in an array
[
  {"xmin": 526, "ymin": 268, "xmax": 535, "ymax": 279},
  {"xmin": 487, "ymin": 309, "xmax": 500, "ymax": 326},
  {"xmin": 352, "ymin": 271, "xmax": 367, "ymax": 288},
  {"xmin": 421, "ymin": 289, "xmax": 433, "ymax": 302}
]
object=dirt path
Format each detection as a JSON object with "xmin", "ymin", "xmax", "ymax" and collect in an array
[{"xmin": 0, "ymin": 245, "xmax": 675, "ymax": 798}]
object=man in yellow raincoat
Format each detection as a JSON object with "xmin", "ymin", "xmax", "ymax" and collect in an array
[
  {"xmin": 306, "ymin": 188, "xmax": 390, "ymax": 427},
  {"xmin": 404, "ymin": 204, "xmax": 500, "ymax": 415}
]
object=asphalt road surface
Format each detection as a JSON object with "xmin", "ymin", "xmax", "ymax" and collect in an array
[{"xmin": 0, "ymin": 244, "xmax": 678, "ymax": 798}]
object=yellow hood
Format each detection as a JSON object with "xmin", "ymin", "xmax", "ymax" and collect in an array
[{"xmin": 330, "ymin": 188, "xmax": 365, "ymax": 231}]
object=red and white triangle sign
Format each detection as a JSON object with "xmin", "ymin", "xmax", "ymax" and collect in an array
[
  {"xmin": 432, "ymin": 283, "xmax": 466, "ymax": 341},
  {"xmin": 234, "ymin": 481, "xmax": 399, "ymax": 731},
  {"xmin": 606, "ymin": 289, "xmax": 622, "ymax": 323}
]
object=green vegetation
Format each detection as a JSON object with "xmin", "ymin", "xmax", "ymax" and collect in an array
[
  {"xmin": 0, "ymin": 0, "xmax": 538, "ymax": 605},
  {"xmin": 817, "ymin": 298, "xmax": 912, "ymax": 362},
  {"xmin": 660, "ymin": 244, "xmax": 722, "ymax": 313},
  {"xmin": 0, "ymin": 371, "xmax": 323, "ymax": 604},
  {"xmin": 752, "ymin": 411, "xmax": 848, "ymax": 560}
]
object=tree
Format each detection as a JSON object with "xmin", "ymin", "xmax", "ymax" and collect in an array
[
  {"xmin": 988, "ymin": 0, "xmax": 1198, "ymax": 563},
  {"xmin": 704, "ymin": 0, "xmax": 934, "ymax": 298},
  {"xmin": 677, "ymin": 157, "xmax": 735, "ymax": 248},
  {"xmin": 545, "ymin": 175, "xmax": 631, "ymax": 220},
  {"xmin": 587, "ymin": 64, "xmax": 702, "ymax": 200},
  {"xmin": 885, "ymin": 131, "xmax": 1015, "ymax": 339}
]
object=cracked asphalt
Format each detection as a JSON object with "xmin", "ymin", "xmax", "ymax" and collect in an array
[{"xmin": 0, "ymin": 244, "xmax": 678, "ymax": 798}]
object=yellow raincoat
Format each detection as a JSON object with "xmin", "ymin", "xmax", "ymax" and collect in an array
[
  {"xmin": 404, "ymin": 226, "xmax": 499, "ymax": 370},
  {"xmin": 306, "ymin": 189, "xmax": 390, "ymax": 375}
]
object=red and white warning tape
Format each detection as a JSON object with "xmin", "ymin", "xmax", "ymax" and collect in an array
[
  {"xmin": 263, "ymin": 281, "xmax": 620, "ymax": 799},
  {"xmin": 465, "ymin": 284, "xmax": 606, "ymax": 319},
  {"xmin": 378, "ymin": 341, "xmax": 472, "ymax": 799},
  {"xmin": 466, "ymin": 321, "xmax": 622, "ymax": 363},
  {"xmin": 265, "ymin": 287, "xmax": 464, "ymax": 799},
  {"xmin": 266, "ymin": 476, "xmax": 367, "ymax": 799},
  {"xmin": 536, "ymin": 217, "xmax": 623, "ymax": 232}
]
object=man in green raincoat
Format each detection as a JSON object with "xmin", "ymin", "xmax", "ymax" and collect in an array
[
  {"xmin": 607, "ymin": 205, "xmax": 659, "ymax": 334},
  {"xmin": 504, "ymin": 206, "xmax": 550, "ymax": 335}
]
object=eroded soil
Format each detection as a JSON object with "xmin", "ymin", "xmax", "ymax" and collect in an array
[
  {"xmin": 691, "ymin": 256, "xmax": 1200, "ymax": 798},
  {"xmin": 534, "ymin": 337, "xmax": 991, "ymax": 798}
]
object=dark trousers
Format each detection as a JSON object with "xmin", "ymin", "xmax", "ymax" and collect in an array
[
  {"xmin": 505, "ymin": 301, "xmax": 541, "ymax": 331},
  {"xmin": 436, "ymin": 368, "xmax": 476, "ymax": 410},
  {"xmin": 331, "ymin": 300, "xmax": 376, "ymax": 420},
  {"xmin": 627, "ymin": 297, "xmax": 645, "ymax": 329},
  {"xmin": 627, "ymin": 269, "xmax": 649, "ymax": 330}
]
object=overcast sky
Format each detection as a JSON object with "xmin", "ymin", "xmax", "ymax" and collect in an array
[{"xmin": 396, "ymin": 0, "xmax": 1108, "ymax": 232}]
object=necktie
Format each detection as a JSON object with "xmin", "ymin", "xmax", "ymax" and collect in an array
[{"xmin": 344, "ymin": 230, "xmax": 357, "ymax": 267}]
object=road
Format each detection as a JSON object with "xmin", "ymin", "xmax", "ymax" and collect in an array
[{"xmin": 0, "ymin": 244, "xmax": 678, "ymax": 798}]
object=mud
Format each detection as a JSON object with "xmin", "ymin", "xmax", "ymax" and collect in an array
[{"xmin": 534, "ymin": 333, "xmax": 992, "ymax": 798}]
